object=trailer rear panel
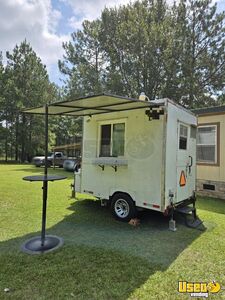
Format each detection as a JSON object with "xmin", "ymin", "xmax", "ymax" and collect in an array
[{"xmin": 165, "ymin": 101, "xmax": 197, "ymax": 207}]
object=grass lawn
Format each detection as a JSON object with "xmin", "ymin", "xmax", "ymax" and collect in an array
[{"xmin": 0, "ymin": 164, "xmax": 225, "ymax": 299}]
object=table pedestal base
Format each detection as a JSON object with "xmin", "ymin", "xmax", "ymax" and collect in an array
[{"xmin": 21, "ymin": 235, "xmax": 63, "ymax": 255}]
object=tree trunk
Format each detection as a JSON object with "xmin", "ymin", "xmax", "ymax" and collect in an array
[
  {"xmin": 28, "ymin": 116, "xmax": 32, "ymax": 162},
  {"xmin": 95, "ymin": 48, "xmax": 99, "ymax": 92},
  {"xmin": 15, "ymin": 114, "xmax": 19, "ymax": 161},
  {"xmin": 21, "ymin": 114, "xmax": 26, "ymax": 162},
  {"xmin": 10, "ymin": 132, "xmax": 13, "ymax": 160},
  {"xmin": 189, "ymin": 8, "xmax": 196, "ymax": 108},
  {"xmin": 5, "ymin": 120, "xmax": 8, "ymax": 162}
]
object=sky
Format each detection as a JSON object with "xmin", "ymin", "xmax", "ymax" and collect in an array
[{"xmin": 0, "ymin": 0, "xmax": 225, "ymax": 86}]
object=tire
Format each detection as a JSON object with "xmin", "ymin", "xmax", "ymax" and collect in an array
[{"xmin": 111, "ymin": 193, "xmax": 137, "ymax": 222}]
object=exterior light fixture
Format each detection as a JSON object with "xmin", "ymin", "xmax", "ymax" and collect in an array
[{"xmin": 139, "ymin": 92, "xmax": 150, "ymax": 102}]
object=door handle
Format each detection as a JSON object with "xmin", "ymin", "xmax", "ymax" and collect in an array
[{"xmin": 188, "ymin": 155, "xmax": 193, "ymax": 174}]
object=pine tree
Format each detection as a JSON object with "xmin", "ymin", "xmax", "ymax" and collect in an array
[
  {"xmin": 3, "ymin": 40, "xmax": 55, "ymax": 161},
  {"xmin": 59, "ymin": 20, "xmax": 105, "ymax": 99},
  {"xmin": 178, "ymin": 0, "xmax": 225, "ymax": 107},
  {"xmin": 0, "ymin": 53, "xmax": 8, "ymax": 160},
  {"xmin": 59, "ymin": 0, "xmax": 225, "ymax": 107}
]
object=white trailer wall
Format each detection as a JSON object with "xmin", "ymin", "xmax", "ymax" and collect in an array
[{"xmin": 81, "ymin": 109, "xmax": 164, "ymax": 210}]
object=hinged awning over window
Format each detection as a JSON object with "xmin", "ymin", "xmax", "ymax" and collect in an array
[{"xmin": 23, "ymin": 93, "xmax": 162, "ymax": 116}]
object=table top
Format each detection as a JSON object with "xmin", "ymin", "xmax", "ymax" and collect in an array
[{"xmin": 23, "ymin": 175, "xmax": 67, "ymax": 182}]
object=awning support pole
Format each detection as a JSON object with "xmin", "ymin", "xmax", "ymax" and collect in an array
[{"xmin": 41, "ymin": 104, "xmax": 48, "ymax": 246}]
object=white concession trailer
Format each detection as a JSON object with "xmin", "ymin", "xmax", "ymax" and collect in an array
[
  {"xmin": 74, "ymin": 94, "xmax": 198, "ymax": 227},
  {"xmin": 24, "ymin": 93, "xmax": 199, "ymax": 229}
]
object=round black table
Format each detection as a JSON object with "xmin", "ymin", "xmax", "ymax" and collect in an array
[
  {"xmin": 21, "ymin": 175, "xmax": 66, "ymax": 255},
  {"xmin": 23, "ymin": 175, "xmax": 67, "ymax": 182}
]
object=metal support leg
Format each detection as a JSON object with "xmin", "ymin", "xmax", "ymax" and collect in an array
[
  {"xmin": 71, "ymin": 171, "xmax": 75, "ymax": 198},
  {"xmin": 169, "ymin": 203, "xmax": 177, "ymax": 232},
  {"xmin": 41, "ymin": 104, "xmax": 49, "ymax": 246},
  {"xmin": 192, "ymin": 193, "xmax": 197, "ymax": 219},
  {"xmin": 41, "ymin": 180, "xmax": 48, "ymax": 246},
  {"xmin": 21, "ymin": 104, "xmax": 64, "ymax": 254}
]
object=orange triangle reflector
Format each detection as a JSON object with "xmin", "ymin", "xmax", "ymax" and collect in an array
[{"xmin": 179, "ymin": 171, "xmax": 186, "ymax": 187}]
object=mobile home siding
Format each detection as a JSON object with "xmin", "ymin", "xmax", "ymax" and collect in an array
[{"xmin": 197, "ymin": 113, "xmax": 225, "ymax": 199}]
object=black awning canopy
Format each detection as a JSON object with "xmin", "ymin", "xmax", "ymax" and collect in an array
[{"xmin": 23, "ymin": 93, "xmax": 161, "ymax": 116}]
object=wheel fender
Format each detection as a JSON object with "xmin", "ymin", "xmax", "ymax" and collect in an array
[{"xmin": 110, "ymin": 190, "xmax": 136, "ymax": 205}]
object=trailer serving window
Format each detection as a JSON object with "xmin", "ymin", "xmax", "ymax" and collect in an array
[
  {"xmin": 197, "ymin": 124, "xmax": 219, "ymax": 165},
  {"xmin": 99, "ymin": 121, "xmax": 125, "ymax": 157},
  {"xmin": 179, "ymin": 124, "xmax": 188, "ymax": 150}
]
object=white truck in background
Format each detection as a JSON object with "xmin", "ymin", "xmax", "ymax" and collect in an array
[{"xmin": 32, "ymin": 152, "xmax": 67, "ymax": 168}]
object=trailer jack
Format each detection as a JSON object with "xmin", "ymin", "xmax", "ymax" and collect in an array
[
  {"xmin": 169, "ymin": 218, "xmax": 177, "ymax": 232},
  {"xmin": 168, "ymin": 193, "xmax": 177, "ymax": 232},
  {"xmin": 168, "ymin": 205, "xmax": 177, "ymax": 232},
  {"xmin": 70, "ymin": 182, "xmax": 75, "ymax": 198}
]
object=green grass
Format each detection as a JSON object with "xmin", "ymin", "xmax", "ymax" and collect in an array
[{"xmin": 0, "ymin": 164, "xmax": 225, "ymax": 299}]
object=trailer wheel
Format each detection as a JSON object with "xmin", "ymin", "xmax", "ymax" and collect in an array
[{"xmin": 111, "ymin": 193, "xmax": 137, "ymax": 222}]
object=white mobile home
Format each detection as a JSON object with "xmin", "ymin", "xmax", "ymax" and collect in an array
[{"xmin": 75, "ymin": 94, "xmax": 197, "ymax": 223}]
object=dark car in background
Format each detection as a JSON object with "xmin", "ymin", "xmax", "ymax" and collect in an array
[{"xmin": 63, "ymin": 158, "xmax": 81, "ymax": 172}]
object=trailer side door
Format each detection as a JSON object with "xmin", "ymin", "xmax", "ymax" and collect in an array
[{"xmin": 176, "ymin": 122, "xmax": 196, "ymax": 202}]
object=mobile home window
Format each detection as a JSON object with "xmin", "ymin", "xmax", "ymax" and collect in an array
[
  {"xmin": 197, "ymin": 125, "xmax": 217, "ymax": 164},
  {"xmin": 100, "ymin": 122, "xmax": 125, "ymax": 157},
  {"xmin": 179, "ymin": 124, "xmax": 188, "ymax": 150}
]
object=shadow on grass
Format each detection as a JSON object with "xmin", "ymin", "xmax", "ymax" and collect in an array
[
  {"xmin": 197, "ymin": 196, "xmax": 225, "ymax": 215},
  {"xmin": 0, "ymin": 161, "xmax": 22, "ymax": 164},
  {"xmin": 0, "ymin": 199, "xmax": 203, "ymax": 300}
]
